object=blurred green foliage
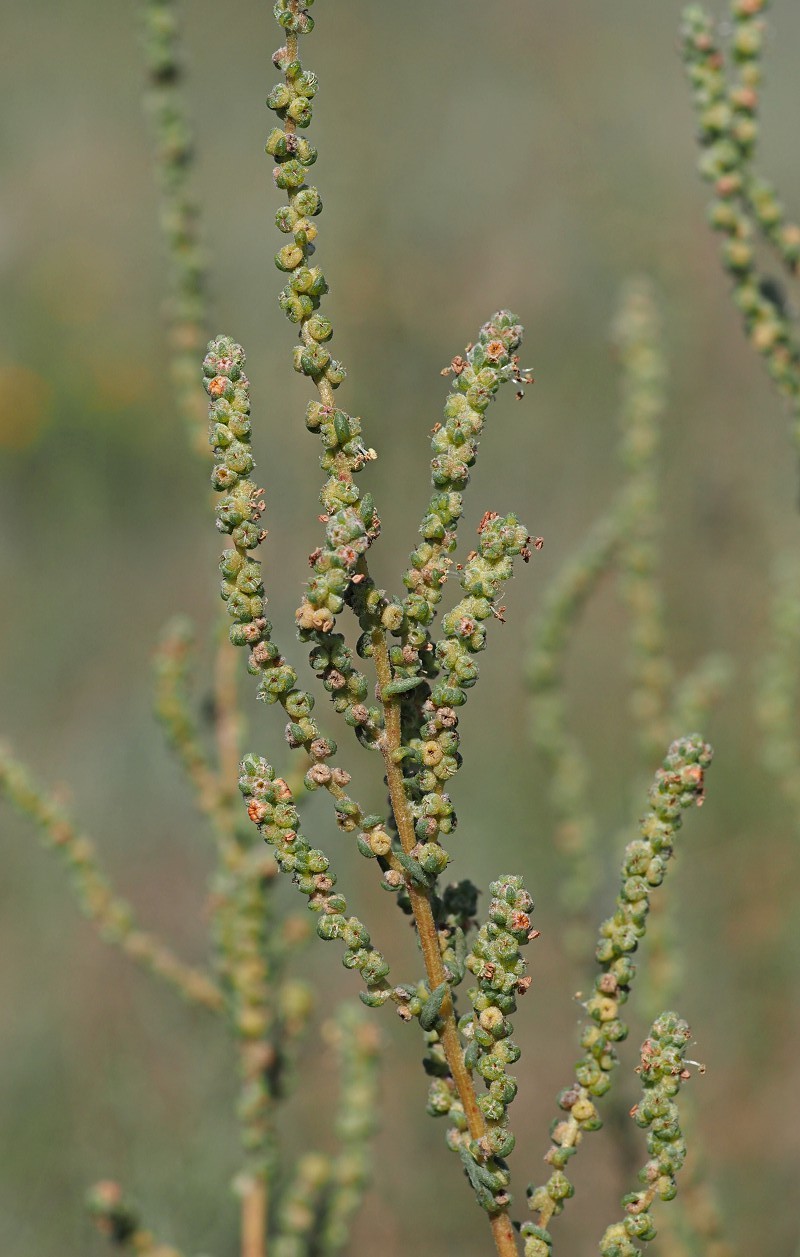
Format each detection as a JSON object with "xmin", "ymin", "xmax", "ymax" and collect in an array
[{"xmin": 1, "ymin": 1, "xmax": 799, "ymax": 1253}]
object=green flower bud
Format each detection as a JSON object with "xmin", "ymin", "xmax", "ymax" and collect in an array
[
  {"xmin": 275, "ymin": 5, "xmax": 315, "ymax": 35},
  {"xmin": 275, "ymin": 244, "xmax": 305, "ymax": 271},
  {"xmin": 306, "ymin": 313, "xmax": 333, "ymax": 342},
  {"xmin": 266, "ymin": 128, "xmax": 294, "ymax": 159},
  {"xmin": 279, "ymin": 287, "xmax": 314, "ymax": 322},
  {"xmin": 427, "ymin": 1078, "xmax": 454, "ymax": 1116},
  {"xmin": 279, "ymin": 186, "xmax": 306, "ymax": 227},
  {"xmin": 359, "ymin": 950, "xmax": 390, "ymax": 985},
  {"xmin": 520, "ymin": 1222, "xmax": 553, "ymax": 1257},
  {"xmin": 273, "ymin": 159, "xmax": 307, "ymax": 190},
  {"xmin": 266, "ymin": 83, "xmax": 292, "ymax": 112},
  {"xmin": 292, "ymin": 186, "xmax": 322, "ymax": 216},
  {"xmin": 476, "ymin": 1095, "xmax": 505, "ymax": 1124},
  {"xmin": 295, "ymin": 70, "xmax": 318, "ymax": 98},
  {"xmin": 287, "ymin": 94, "xmax": 313, "ymax": 126},
  {"xmin": 325, "ymin": 358, "xmax": 346, "ymax": 386},
  {"xmin": 291, "ymin": 265, "xmax": 327, "ymax": 296},
  {"xmin": 417, "ymin": 843, "xmax": 450, "ymax": 876},
  {"xmin": 317, "ymin": 914, "xmax": 345, "ymax": 941},
  {"xmin": 624, "ymin": 1213, "xmax": 655, "ymax": 1241}
]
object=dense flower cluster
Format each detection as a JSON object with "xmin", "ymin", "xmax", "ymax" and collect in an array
[
  {"xmin": 204, "ymin": 336, "xmax": 393, "ymax": 855},
  {"xmin": 239, "ymin": 755, "xmax": 393, "ymax": 1002},
  {"xmin": 459, "ymin": 877, "xmax": 535, "ymax": 1135},
  {"xmin": 423, "ymin": 877, "xmax": 535, "ymax": 1215},
  {"xmin": 524, "ymin": 735, "xmax": 712, "ymax": 1244},
  {"xmin": 141, "ymin": 0, "xmax": 207, "ymax": 451},
  {"xmin": 266, "ymin": 10, "xmax": 391, "ymax": 743},
  {"xmin": 599, "ymin": 1012, "xmax": 693, "ymax": 1256},
  {"xmin": 402, "ymin": 312, "xmax": 530, "ymax": 654},
  {"xmin": 267, "ymin": 16, "xmax": 338, "ymax": 389},
  {"xmin": 273, "ymin": 0, "xmax": 316, "ymax": 39},
  {"xmin": 263, "ymin": 84, "xmax": 543, "ymax": 1257},
  {"xmin": 398, "ymin": 514, "xmax": 532, "ymax": 888},
  {"xmin": 682, "ymin": 1, "xmax": 800, "ymax": 442}
]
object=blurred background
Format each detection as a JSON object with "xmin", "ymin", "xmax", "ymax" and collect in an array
[{"xmin": 2, "ymin": 0, "xmax": 800, "ymax": 1253}]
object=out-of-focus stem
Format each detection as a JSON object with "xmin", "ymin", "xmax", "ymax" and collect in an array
[
  {"xmin": 0, "ymin": 747, "xmax": 222, "ymax": 1013},
  {"xmin": 154, "ymin": 619, "xmax": 238, "ymax": 856},
  {"xmin": 241, "ymin": 1175, "xmax": 268, "ymax": 1257}
]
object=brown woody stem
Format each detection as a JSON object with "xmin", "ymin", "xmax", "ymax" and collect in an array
[{"xmin": 372, "ymin": 626, "xmax": 518, "ymax": 1257}]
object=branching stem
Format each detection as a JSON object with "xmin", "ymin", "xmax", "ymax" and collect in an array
[{"xmin": 372, "ymin": 625, "xmax": 518, "ymax": 1257}]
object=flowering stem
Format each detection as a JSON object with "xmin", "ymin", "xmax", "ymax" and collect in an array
[
  {"xmin": 525, "ymin": 736, "xmax": 713, "ymax": 1243},
  {"xmin": 241, "ymin": 1179, "xmax": 267, "ymax": 1257},
  {"xmin": 140, "ymin": 0, "xmax": 208, "ymax": 454},
  {"xmin": 214, "ymin": 618, "xmax": 244, "ymax": 802},
  {"xmin": 373, "ymin": 626, "xmax": 518, "ymax": 1257},
  {"xmin": 153, "ymin": 618, "xmax": 238, "ymax": 856}
]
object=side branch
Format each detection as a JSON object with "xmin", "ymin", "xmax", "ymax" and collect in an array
[
  {"xmin": 524, "ymin": 735, "xmax": 713, "ymax": 1245},
  {"xmin": 88, "ymin": 1180, "xmax": 186, "ymax": 1255},
  {"xmin": 0, "ymin": 747, "xmax": 223, "ymax": 1014},
  {"xmin": 153, "ymin": 616, "xmax": 238, "ymax": 854},
  {"xmin": 140, "ymin": 0, "xmax": 209, "ymax": 452}
]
